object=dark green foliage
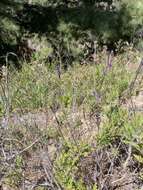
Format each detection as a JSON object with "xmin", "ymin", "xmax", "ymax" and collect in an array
[
  {"xmin": 0, "ymin": 0, "xmax": 22, "ymax": 63},
  {"xmin": 1, "ymin": 0, "xmax": 143, "ymax": 66}
]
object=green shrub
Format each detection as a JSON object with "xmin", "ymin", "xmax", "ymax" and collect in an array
[
  {"xmin": 97, "ymin": 105, "xmax": 128, "ymax": 146},
  {"xmin": 0, "ymin": 50, "xmax": 133, "ymax": 113},
  {"xmin": 54, "ymin": 142, "xmax": 92, "ymax": 190}
]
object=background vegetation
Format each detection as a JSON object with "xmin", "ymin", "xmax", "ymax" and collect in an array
[
  {"xmin": 0, "ymin": 0, "xmax": 143, "ymax": 190},
  {"xmin": 1, "ymin": 0, "xmax": 143, "ymax": 65}
]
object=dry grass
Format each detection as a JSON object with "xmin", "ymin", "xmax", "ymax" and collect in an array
[{"xmin": 0, "ymin": 49, "xmax": 143, "ymax": 189}]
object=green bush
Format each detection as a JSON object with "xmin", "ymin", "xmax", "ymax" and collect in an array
[
  {"xmin": 1, "ymin": 50, "xmax": 132, "ymax": 113},
  {"xmin": 1, "ymin": 0, "xmax": 143, "ymax": 66},
  {"xmin": 54, "ymin": 142, "xmax": 92, "ymax": 190}
]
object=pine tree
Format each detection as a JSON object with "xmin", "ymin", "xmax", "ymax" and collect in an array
[{"xmin": 0, "ymin": 0, "xmax": 21, "ymax": 57}]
